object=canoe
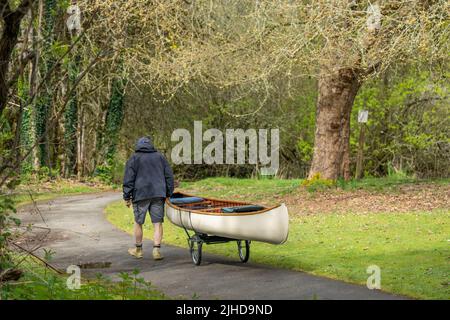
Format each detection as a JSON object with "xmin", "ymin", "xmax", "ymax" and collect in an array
[{"xmin": 165, "ymin": 192, "xmax": 289, "ymax": 244}]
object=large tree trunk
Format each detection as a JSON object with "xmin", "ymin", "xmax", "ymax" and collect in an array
[
  {"xmin": 0, "ymin": 0, "xmax": 34, "ymax": 116},
  {"xmin": 308, "ymin": 68, "xmax": 360, "ymax": 180},
  {"xmin": 0, "ymin": 13, "xmax": 22, "ymax": 115}
]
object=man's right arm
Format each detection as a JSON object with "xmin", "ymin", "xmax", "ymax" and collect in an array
[{"xmin": 123, "ymin": 155, "xmax": 137, "ymax": 204}]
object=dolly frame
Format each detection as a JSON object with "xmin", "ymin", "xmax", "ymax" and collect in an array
[{"xmin": 183, "ymin": 228, "xmax": 250, "ymax": 266}]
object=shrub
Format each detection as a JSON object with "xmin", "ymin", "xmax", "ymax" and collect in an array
[
  {"xmin": 0, "ymin": 197, "xmax": 21, "ymax": 274},
  {"xmin": 94, "ymin": 164, "xmax": 113, "ymax": 184},
  {"xmin": 0, "ymin": 259, "xmax": 165, "ymax": 300},
  {"xmin": 301, "ymin": 173, "xmax": 335, "ymax": 192}
]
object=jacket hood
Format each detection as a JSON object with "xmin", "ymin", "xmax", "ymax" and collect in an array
[{"xmin": 135, "ymin": 137, "xmax": 156, "ymax": 153}]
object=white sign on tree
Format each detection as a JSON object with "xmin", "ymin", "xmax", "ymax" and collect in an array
[{"xmin": 358, "ymin": 110, "xmax": 369, "ymax": 123}]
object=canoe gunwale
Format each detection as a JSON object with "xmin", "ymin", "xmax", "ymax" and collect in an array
[{"xmin": 165, "ymin": 192, "xmax": 280, "ymax": 216}]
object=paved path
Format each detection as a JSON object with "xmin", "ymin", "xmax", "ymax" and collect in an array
[{"xmin": 19, "ymin": 192, "xmax": 406, "ymax": 300}]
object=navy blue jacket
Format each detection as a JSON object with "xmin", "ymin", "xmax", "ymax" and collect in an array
[{"xmin": 123, "ymin": 137, "xmax": 174, "ymax": 202}]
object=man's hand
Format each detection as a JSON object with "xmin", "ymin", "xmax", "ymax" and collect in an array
[
  {"xmin": 125, "ymin": 199, "xmax": 132, "ymax": 208},
  {"xmin": 174, "ymin": 180, "xmax": 180, "ymax": 188}
]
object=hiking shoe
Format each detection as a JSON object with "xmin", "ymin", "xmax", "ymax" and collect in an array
[
  {"xmin": 153, "ymin": 247, "xmax": 164, "ymax": 260},
  {"xmin": 128, "ymin": 247, "xmax": 143, "ymax": 259}
]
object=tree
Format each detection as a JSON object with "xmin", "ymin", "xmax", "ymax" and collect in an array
[
  {"xmin": 62, "ymin": 56, "xmax": 79, "ymax": 176},
  {"xmin": 104, "ymin": 77, "xmax": 126, "ymax": 162},
  {"xmin": 33, "ymin": 0, "xmax": 57, "ymax": 168},
  {"xmin": 82, "ymin": 0, "xmax": 448, "ymax": 179},
  {"xmin": 0, "ymin": 1, "xmax": 111, "ymax": 185},
  {"xmin": 306, "ymin": 1, "xmax": 448, "ymax": 180},
  {"xmin": 0, "ymin": 0, "xmax": 35, "ymax": 116},
  {"xmin": 1, "ymin": 1, "xmax": 448, "ymax": 183}
]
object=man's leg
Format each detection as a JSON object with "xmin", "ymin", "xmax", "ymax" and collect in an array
[
  {"xmin": 128, "ymin": 222, "xmax": 143, "ymax": 259},
  {"xmin": 135, "ymin": 222, "xmax": 144, "ymax": 245},
  {"xmin": 153, "ymin": 222, "xmax": 163, "ymax": 246},
  {"xmin": 150, "ymin": 198, "xmax": 165, "ymax": 260},
  {"xmin": 152, "ymin": 223, "xmax": 163, "ymax": 260},
  {"xmin": 128, "ymin": 200, "xmax": 149, "ymax": 259},
  {"xmin": 128, "ymin": 222, "xmax": 144, "ymax": 258}
]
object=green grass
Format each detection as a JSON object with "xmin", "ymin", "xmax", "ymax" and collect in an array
[
  {"xmin": 106, "ymin": 177, "xmax": 450, "ymax": 299},
  {"xmin": 0, "ymin": 256, "xmax": 166, "ymax": 300},
  {"xmin": 179, "ymin": 177, "xmax": 302, "ymax": 202}
]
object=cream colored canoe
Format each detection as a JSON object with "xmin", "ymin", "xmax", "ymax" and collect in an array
[{"xmin": 165, "ymin": 193, "xmax": 289, "ymax": 244}]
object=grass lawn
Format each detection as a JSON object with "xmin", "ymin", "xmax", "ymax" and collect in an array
[{"xmin": 106, "ymin": 177, "xmax": 450, "ymax": 299}]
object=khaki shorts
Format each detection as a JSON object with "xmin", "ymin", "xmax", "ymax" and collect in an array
[{"xmin": 133, "ymin": 198, "xmax": 165, "ymax": 224}]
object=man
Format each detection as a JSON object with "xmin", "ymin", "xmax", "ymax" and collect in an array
[{"xmin": 123, "ymin": 136, "xmax": 174, "ymax": 260}]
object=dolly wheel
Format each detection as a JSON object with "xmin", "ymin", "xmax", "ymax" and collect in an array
[
  {"xmin": 189, "ymin": 239, "xmax": 203, "ymax": 266},
  {"xmin": 237, "ymin": 240, "xmax": 250, "ymax": 263}
]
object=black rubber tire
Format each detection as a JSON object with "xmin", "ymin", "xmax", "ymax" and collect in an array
[
  {"xmin": 189, "ymin": 239, "xmax": 203, "ymax": 266},
  {"xmin": 237, "ymin": 240, "xmax": 250, "ymax": 263}
]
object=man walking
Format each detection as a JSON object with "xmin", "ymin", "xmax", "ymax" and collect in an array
[{"xmin": 123, "ymin": 136, "xmax": 174, "ymax": 260}]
